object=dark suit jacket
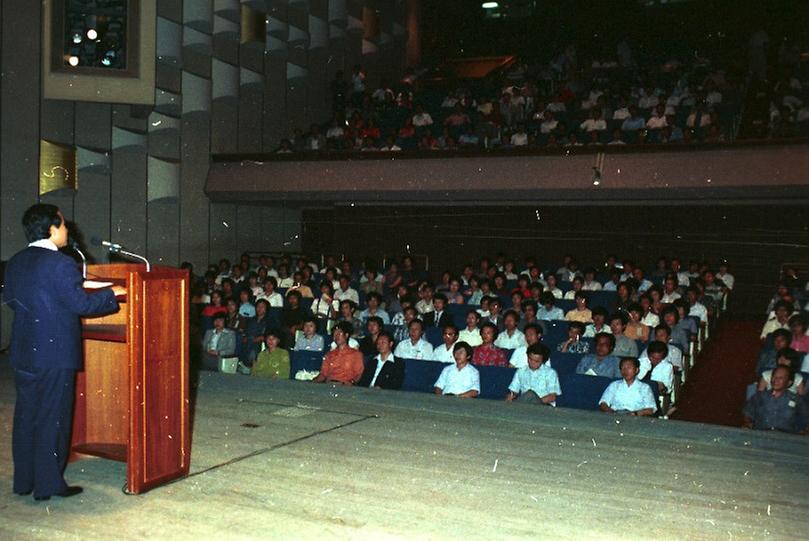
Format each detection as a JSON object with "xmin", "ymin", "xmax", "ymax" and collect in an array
[
  {"xmin": 423, "ymin": 310, "xmax": 453, "ymax": 329},
  {"xmin": 3, "ymin": 246, "xmax": 118, "ymax": 371},
  {"xmin": 357, "ymin": 355, "xmax": 405, "ymax": 390}
]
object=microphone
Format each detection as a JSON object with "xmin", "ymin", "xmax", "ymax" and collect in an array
[
  {"xmin": 90, "ymin": 237, "xmax": 151, "ymax": 272},
  {"xmin": 91, "ymin": 237, "xmax": 123, "ymax": 251},
  {"xmin": 69, "ymin": 238, "xmax": 88, "ymax": 279}
]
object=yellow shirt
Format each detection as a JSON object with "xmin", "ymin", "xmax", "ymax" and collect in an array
[{"xmin": 565, "ymin": 308, "xmax": 593, "ymax": 323}]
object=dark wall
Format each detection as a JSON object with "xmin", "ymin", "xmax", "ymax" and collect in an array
[{"xmin": 303, "ymin": 204, "xmax": 809, "ymax": 315}]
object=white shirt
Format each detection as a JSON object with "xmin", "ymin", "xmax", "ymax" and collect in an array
[
  {"xmin": 434, "ymin": 363, "xmax": 480, "ymax": 395},
  {"xmin": 29, "ymin": 239, "xmax": 58, "ymax": 251},
  {"xmin": 329, "ymin": 338, "xmax": 360, "ymax": 351},
  {"xmin": 661, "ymin": 291, "xmax": 681, "ymax": 304},
  {"xmin": 312, "ymin": 296, "xmax": 339, "ymax": 318},
  {"xmin": 394, "ymin": 338, "xmax": 434, "ymax": 360},
  {"xmin": 335, "ymin": 287, "xmax": 359, "ymax": 305},
  {"xmin": 369, "ymin": 352, "xmax": 395, "ymax": 387},
  {"xmin": 412, "ymin": 113, "xmax": 434, "ymax": 127},
  {"xmin": 599, "ymin": 379, "xmax": 656, "ymax": 412},
  {"xmin": 582, "ymin": 280, "xmax": 602, "ymax": 291},
  {"xmin": 689, "ymin": 302, "xmax": 708, "ymax": 324},
  {"xmin": 641, "ymin": 312, "xmax": 660, "ymax": 328},
  {"xmin": 508, "ymin": 364, "xmax": 561, "ymax": 399},
  {"xmin": 649, "ymin": 360, "xmax": 674, "ymax": 391},
  {"xmin": 540, "ymin": 119, "xmax": 558, "ymax": 134},
  {"xmin": 431, "ymin": 343, "xmax": 457, "ymax": 363},
  {"xmin": 612, "ymin": 107, "xmax": 630, "ymax": 120},
  {"xmin": 494, "ymin": 328, "xmax": 526, "ymax": 349},
  {"xmin": 717, "ymin": 272, "xmax": 734, "ymax": 290},
  {"xmin": 583, "ymin": 324, "xmax": 612, "ymax": 338},
  {"xmin": 646, "ymin": 115, "xmax": 668, "ymax": 129},
  {"xmin": 416, "ymin": 299, "xmax": 435, "ymax": 315},
  {"xmin": 458, "ymin": 328, "xmax": 483, "ymax": 347},
  {"xmin": 256, "ymin": 291, "xmax": 284, "ymax": 307},
  {"xmin": 580, "ymin": 118, "xmax": 607, "ymax": 132},
  {"xmin": 510, "ymin": 132, "xmax": 528, "ymax": 146}
]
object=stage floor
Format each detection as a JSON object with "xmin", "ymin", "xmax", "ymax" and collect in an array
[{"xmin": 1, "ymin": 363, "xmax": 808, "ymax": 540}]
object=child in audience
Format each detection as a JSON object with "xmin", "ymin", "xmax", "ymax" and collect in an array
[
  {"xmin": 599, "ymin": 358, "xmax": 657, "ymax": 416},
  {"xmin": 293, "ymin": 318, "xmax": 325, "ymax": 351},
  {"xmin": 252, "ymin": 330, "xmax": 290, "ymax": 379},
  {"xmin": 576, "ymin": 333, "xmax": 620, "ymax": 378},
  {"xmin": 459, "ymin": 310, "xmax": 483, "ymax": 347},
  {"xmin": 506, "ymin": 343, "xmax": 561, "ymax": 405},
  {"xmin": 558, "ymin": 321, "xmax": 590, "ymax": 354},
  {"xmin": 473, "ymin": 322, "xmax": 509, "ymax": 367},
  {"xmin": 434, "ymin": 342, "xmax": 480, "ymax": 398}
]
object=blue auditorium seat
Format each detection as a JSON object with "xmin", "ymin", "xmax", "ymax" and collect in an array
[
  {"xmin": 556, "ymin": 374, "xmax": 616, "ymax": 410},
  {"xmin": 289, "ymin": 350, "xmax": 325, "ymax": 379},
  {"xmin": 446, "ymin": 304, "xmax": 470, "ymax": 328},
  {"xmin": 477, "ymin": 366, "xmax": 516, "ymax": 400},
  {"xmin": 589, "ymin": 291, "xmax": 617, "ymax": 310},
  {"xmin": 424, "ymin": 326, "xmax": 444, "ymax": 348},
  {"xmin": 301, "ymin": 297, "xmax": 314, "ymax": 311},
  {"xmin": 548, "ymin": 352, "xmax": 585, "ymax": 376},
  {"xmin": 542, "ymin": 320, "xmax": 568, "ymax": 347},
  {"xmin": 267, "ymin": 307, "xmax": 283, "ymax": 328},
  {"xmin": 401, "ymin": 358, "xmax": 446, "ymax": 393},
  {"xmin": 556, "ymin": 300, "xmax": 576, "ymax": 312},
  {"xmin": 558, "ymin": 281, "xmax": 574, "ymax": 293}
]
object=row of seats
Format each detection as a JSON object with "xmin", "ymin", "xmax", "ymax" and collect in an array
[{"xmin": 287, "ymin": 349, "xmax": 660, "ymax": 410}]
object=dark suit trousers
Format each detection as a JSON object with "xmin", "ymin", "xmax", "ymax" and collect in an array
[{"xmin": 13, "ymin": 368, "xmax": 75, "ymax": 497}]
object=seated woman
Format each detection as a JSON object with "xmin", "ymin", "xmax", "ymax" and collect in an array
[
  {"xmin": 433, "ymin": 342, "xmax": 480, "ymax": 398},
  {"xmin": 624, "ymin": 302, "xmax": 650, "ymax": 343},
  {"xmin": 472, "ymin": 323, "xmax": 508, "ymax": 367},
  {"xmin": 446, "ymin": 277, "xmax": 465, "ymax": 304},
  {"xmin": 565, "ymin": 291, "xmax": 593, "ymax": 323},
  {"xmin": 544, "ymin": 274, "xmax": 563, "ymax": 299},
  {"xmin": 225, "ymin": 297, "xmax": 247, "ymax": 333},
  {"xmin": 252, "ymin": 329, "xmax": 290, "ymax": 379},
  {"xmin": 563, "ymin": 276, "xmax": 585, "ymax": 300},
  {"xmin": 201, "ymin": 290, "xmax": 227, "ymax": 318}
]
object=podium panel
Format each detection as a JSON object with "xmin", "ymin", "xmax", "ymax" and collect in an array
[{"xmin": 72, "ymin": 264, "xmax": 190, "ymax": 494}]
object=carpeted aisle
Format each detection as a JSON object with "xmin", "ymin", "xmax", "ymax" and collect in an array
[{"xmin": 672, "ymin": 319, "xmax": 763, "ymax": 427}]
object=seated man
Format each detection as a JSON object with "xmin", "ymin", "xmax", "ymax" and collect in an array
[
  {"xmin": 252, "ymin": 329, "xmax": 290, "ymax": 379},
  {"xmin": 433, "ymin": 342, "xmax": 480, "ymax": 398},
  {"xmin": 282, "ymin": 290, "xmax": 310, "ymax": 341},
  {"xmin": 357, "ymin": 332, "xmax": 405, "ymax": 390},
  {"xmin": 293, "ymin": 317, "xmax": 325, "ymax": 352},
  {"xmin": 472, "ymin": 322, "xmax": 509, "ymax": 367},
  {"xmin": 201, "ymin": 313, "xmax": 237, "ymax": 371},
  {"xmin": 423, "ymin": 293, "xmax": 453, "ymax": 328},
  {"xmin": 506, "ymin": 343, "xmax": 561, "ymax": 405},
  {"xmin": 314, "ymin": 322, "xmax": 364, "ymax": 385},
  {"xmin": 757, "ymin": 348, "xmax": 805, "ymax": 395},
  {"xmin": 743, "ymin": 365, "xmax": 809, "ymax": 433},
  {"xmin": 394, "ymin": 319, "xmax": 434, "ymax": 360},
  {"xmin": 558, "ymin": 321, "xmax": 590, "ymax": 354},
  {"xmin": 518, "ymin": 299, "xmax": 541, "ymax": 332},
  {"xmin": 509, "ymin": 323, "xmax": 543, "ymax": 369},
  {"xmin": 638, "ymin": 340, "xmax": 674, "ymax": 394},
  {"xmin": 599, "ymin": 358, "xmax": 657, "ymax": 416},
  {"xmin": 334, "ymin": 274, "xmax": 360, "ymax": 305},
  {"xmin": 358, "ymin": 292, "xmax": 390, "ymax": 325},
  {"xmin": 494, "ymin": 310, "xmax": 527, "ymax": 349},
  {"xmin": 431, "ymin": 324, "xmax": 459, "ymax": 363},
  {"xmin": 256, "ymin": 276, "xmax": 284, "ymax": 307},
  {"xmin": 458, "ymin": 310, "xmax": 483, "ymax": 347},
  {"xmin": 537, "ymin": 292, "xmax": 564, "ymax": 321},
  {"xmin": 358, "ymin": 316, "xmax": 384, "ymax": 357},
  {"xmin": 609, "ymin": 312, "xmax": 639, "ymax": 358},
  {"xmin": 576, "ymin": 333, "xmax": 620, "ymax": 378},
  {"xmin": 584, "ymin": 306, "xmax": 612, "ymax": 337}
]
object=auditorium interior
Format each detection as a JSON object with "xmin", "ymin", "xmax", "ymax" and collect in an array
[{"xmin": 1, "ymin": 0, "xmax": 809, "ymax": 538}]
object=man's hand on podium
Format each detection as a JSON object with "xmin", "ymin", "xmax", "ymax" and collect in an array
[{"xmin": 111, "ymin": 285, "xmax": 127, "ymax": 297}]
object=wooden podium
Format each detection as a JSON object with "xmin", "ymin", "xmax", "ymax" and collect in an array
[{"xmin": 72, "ymin": 264, "xmax": 191, "ymax": 494}]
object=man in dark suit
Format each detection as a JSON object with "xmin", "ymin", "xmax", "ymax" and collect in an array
[
  {"xmin": 3, "ymin": 204, "xmax": 124, "ymax": 501},
  {"xmin": 422, "ymin": 293, "xmax": 453, "ymax": 328},
  {"xmin": 357, "ymin": 332, "xmax": 405, "ymax": 390}
]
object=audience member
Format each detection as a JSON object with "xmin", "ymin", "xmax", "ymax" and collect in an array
[
  {"xmin": 252, "ymin": 330, "xmax": 290, "ymax": 379},
  {"xmin": 314, "ymin": 322, "xmax": 364, "ymax": 385},
  {"xmin": 576, "ymin": 333, "xmax": 621, "ymax": 378},
  {"xmin": 506, "ymin": 344, "xmax": 561, "ymax": 405},
  {"xmin": 357, "ymin": 333, "xmax": 405, "ymax": 390},
  {"xmin": 433, "ymin": 342, "xmax": 480, "ymax": 398},
  {"xmin": 599, "ymin": 358, "xmax": 657, "ymax": 416}
]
